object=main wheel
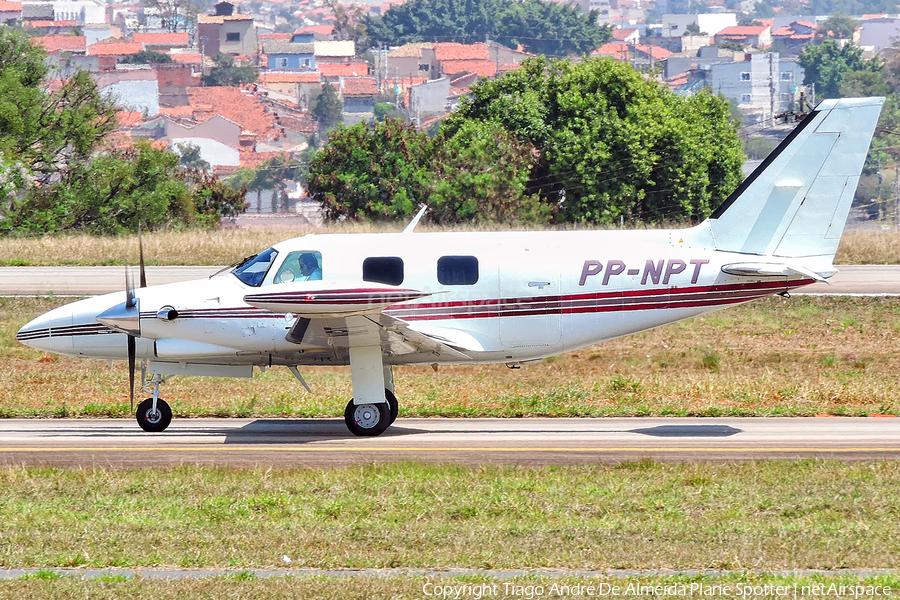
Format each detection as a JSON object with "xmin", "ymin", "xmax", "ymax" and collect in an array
[
  {"xmin": 344, "ymin": 399, "xmax": 391, "ymax": 437},
  {"xmin": 385, "ymin": 388, "xmax": 398, "ymax": 424},
  {"xmin": 136, "ymin": 398, "xmax": 172, "ymax": 433}
]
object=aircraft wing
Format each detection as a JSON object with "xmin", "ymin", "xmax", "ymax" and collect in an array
[
  {"xmin": 244, "ymin": 282, "xmax": 476, "ymax": 360},
  {"xmin": 285, "ymin": 313, "xmax": 474, "ymax": 361}
]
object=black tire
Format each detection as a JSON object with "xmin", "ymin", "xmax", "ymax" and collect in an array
[
  {"xmin": 385, "ymin": 388, "xmax": 398, "ymax": 424},
  {"xmin": 344, "ymin": 399, "xmax": 391, "ymax": 437},
  {"xmin": 136, "ymin": 398, "xmax": 172, "ymax": 433}
]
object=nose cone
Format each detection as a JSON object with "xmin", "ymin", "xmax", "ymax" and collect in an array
[{"xmin": 16, "ymin": 305, "xmax": 74, "ymax": 353}]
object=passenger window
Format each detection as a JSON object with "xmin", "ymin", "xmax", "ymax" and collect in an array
[
  {"xmin": 363, "ymin": 257, "xmax": 404, "ymax": 286},
  {"xmin": 274, "ymin": 251, "xmax": 322, "ymax": 283},
  {"xmin": 438, "ymin": 255, "xmax": 478, "ymax": 285}
]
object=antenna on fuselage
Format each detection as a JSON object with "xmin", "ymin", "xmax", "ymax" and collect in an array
[{"xmin": 402, "ymin": 204, "xmax": 428, "ymax": 234}]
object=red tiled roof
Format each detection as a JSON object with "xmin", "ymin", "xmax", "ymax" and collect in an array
[
  {"xmin": 498, "ymin": 62, "xmax": 522, "ymax": 72},
  {"xmin": 186, "ymin": 87, "xmax": 281, "ymax": 140},
  {"xmin": 794, "ymin": 20, "xmax": 816, "ymax": 28},
  {"xmin": 790, "ymin": 33, "xmax": 814, "ymax": 39},
  {"xmin": 433, "ymin": 42, "xmax": 488, "ymax": 61},
  {"xmin": 89, "ymin": 41, "xmax": 143, "ymax": 55},
  {"xmin": 260, "ymin": 72, "xmax": 320, "ymax": 83},
  {"xmin": 440, "ymin": 59, "xmax": 496, "ymax": 77},
  {"xmin": 862, "ymin": 13, "xmax": 887, "ymax": 18},
  {"xmin": 773, "ymin": 26, "xmax": 793, "ymax": 36},
  {"xmin": 592, "ymin": 42, "xmax": 629, "ymax": 60},
  {"xmin": 317, "ymin": 62, "xmax": 369, "ymax": 77},
  {"xmin": 716, "ymin": 25, "xmax": 769, "ymax": 35},
  {"xmin": 297, "ymin": 24, "xmax": 333, "ymax": 35},
  {"xmin": 341, "ymin": 77, "xmax": 377, "ymax": 96},
  {"xmin": 259, "ymin": 32, "xmax": 291, "ymax": 40},
  {"xmin": 634, "ymin": 44, "xmax": 671, "ymax": 60},
  {"xmin": 169, "ymin": 52, "xmax": 202, "ymax": 64},
  {"xmin": 0, "ymin": 2, "xmax": 22, "ymax": 11},
  {"xmin": 31, "ymin": 35, "xmax": 86, "ymax": 52},
  {"xmin": 116, "ymin": 111, "xmax": 144, "ymax": 127},
  {"xmin": 133, "ymin": 32, "xmax": 189, "ymax": 45},
  {"xmin": 160, "ymin": 105, "xmax": 194, "ymax": 117}
]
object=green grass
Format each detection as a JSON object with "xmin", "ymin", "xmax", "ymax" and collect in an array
[
  {"xmin": 0, "ymin": 461, "xmax": 898, "ymax": 571},
  {"xmin": 0, "ymin": 574, "xmax": 898, "ymax": 600}
]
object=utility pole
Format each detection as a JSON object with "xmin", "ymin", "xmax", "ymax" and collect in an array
[{"xmin": 768, "ymin": 52, "xmax": 776, "ymax": 127}]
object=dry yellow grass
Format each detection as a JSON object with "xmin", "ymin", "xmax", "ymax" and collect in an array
[{"xmin": 0, "ymin": 224, "xmax": 895, "ymax": 266}]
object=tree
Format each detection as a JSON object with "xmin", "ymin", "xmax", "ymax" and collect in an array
[
  {"xmin": 0, "ymin": 29, "xmax": 117, "ymax": 186},
  {"xmin": 201, "ymin": 53, "xmax": 258, "ymax": 87},
  {"xmin": 175, "ymin": 142, "xmax": 210, "ymax": 172},
  {"xmin": 120, "ymin": 50, "xmax": 173, "ymax": 64},
  {"xmin": 323, "ymin": 0, "xmax": 368, "ymax": 46},
  {"xmin": 308, "ymin": 119, "xmax": 432, "ymax": 220},
  {"xmin": 365, "ymin": 0, "xmax": 610, "ymax": 56},
  {"xmin": 798, "ymin": 39, "xmax": 879, "ymax": 99},
  {"xmin": 311, "ymin": 83, "xmax": 343, "ymax": 132},
  {"xmin": 818, "ymin": 13, "xmax": 860, "ymax": 39},
  {"xmin": 143, "ymin": 0, "xmax": 199, "ymax": 33},
  {"xmin": 441, "ymin": 56, "xmax": 743, "ymax": 224}
]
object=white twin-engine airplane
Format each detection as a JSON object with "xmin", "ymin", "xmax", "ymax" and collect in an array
[{"xmin": 16, "ymin": 97, "xmax": 884, "ymax": 436}]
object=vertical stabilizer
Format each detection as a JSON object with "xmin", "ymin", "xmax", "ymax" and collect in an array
[{"xmin": 706, "ymin": 97, "xmax": 884, "ymax": 259}]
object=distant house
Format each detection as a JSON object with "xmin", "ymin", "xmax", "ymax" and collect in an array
[
  {"xmin": 385, "ymin": 42, "xmax": 436, "ymax": 79},
  {"xmin": 715, "ymin": 25, "xmax": 772, "ymax": 48},
  {"xmin": 133, "ymin": 32, "xmax": 190, "ymax": 53},
  {"xmin": 772, "ymin": 21, "xmax": 816, "ymax": 51},
  {"xmin": 709, "ymin": 52, "xmax": 802, "ymax": 124},
  {"xmin": 340, "ymin": 77, "xmax": 377, "ymax": 125},
  {"xmin": 262, "ymin": 39, "xmax": 315, "ymax": 70},
  {"xmin": 31, "ymin": 34, "xmax": 86, "ymax": 54},
  {"xmin": 0, "ymin": 1, "xmax": 22, "ymax": 24},
  {"xmin": 296, "ymin": 24, "xmax": 334, "ymax": 40},
  {"xmin": 314, "ymin": 40, "xmax": 355, "ymax": 64},
  {"xmin": 198, "ymin": 2, "xmax": 256, "ymax": 59}
]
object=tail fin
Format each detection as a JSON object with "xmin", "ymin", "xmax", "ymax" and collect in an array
[{"xmin": 705, "ymin": 97, "xmax": 884, "ymax": 259}]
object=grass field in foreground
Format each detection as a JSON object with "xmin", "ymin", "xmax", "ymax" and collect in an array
[
  {"xmin": 0, "ymin": 462, "xmax": 898, "ymax": 570},
  {"xmin": 2, "ymin": 296, "xmax": 900, "ymax": 418},
  {"xmin": 1, "ymin": 574, "xmax": 898, "ymax": 600},
  {"xmin": 0, "ymin": 227, "xmax": 897, "ymax": 266}
]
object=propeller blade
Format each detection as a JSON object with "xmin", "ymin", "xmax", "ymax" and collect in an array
[
  {"xmin": 127, "ymin": 334, "xmax": 136, "ymax": 413},
  {"xmin": 138, "ymin": 224, "xmax": 147, "ymax": 288},
  {"xmin": 125, "ymin": 266, "xmax": 135, "ymax": 310}
]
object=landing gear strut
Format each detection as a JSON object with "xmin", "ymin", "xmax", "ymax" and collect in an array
[{"xmin": 136, "ymin": 369, "xmax": 173, "ymax": 433}]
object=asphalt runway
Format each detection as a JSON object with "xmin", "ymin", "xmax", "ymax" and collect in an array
[
  {"xmin": 0, "ymin": 417, "xmax": 897, "ymax": 467},
  {"xmin": 0, "ymin": 264, "xmax": 897, "ymax": 296}
]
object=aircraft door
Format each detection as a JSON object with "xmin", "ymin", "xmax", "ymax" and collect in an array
[{"xmin": 499, "ymin": 252, "xmax": 562, "ymax": 350}]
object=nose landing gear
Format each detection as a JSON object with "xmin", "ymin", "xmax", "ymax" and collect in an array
[{"xmin": 135, "ymin": 369, "xmax": 174, "ymax": 433}]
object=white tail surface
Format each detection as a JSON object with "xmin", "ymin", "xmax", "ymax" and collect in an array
[{"xmin": 705, "ymin": 97, "xmax": 884, "ymax": 259}]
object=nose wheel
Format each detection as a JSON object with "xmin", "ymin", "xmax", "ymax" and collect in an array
[{"xmin": 136, "ymin": 397, "xmax": 172, "ymax": 432}]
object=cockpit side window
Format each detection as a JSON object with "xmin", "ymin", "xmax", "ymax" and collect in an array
[
  {"xmin": 274, "ymin": 251, "xmax": 323, "ymax": 283},
  {"xmin": 232, "ymin": 247, "xmax": 278, "ymax": 287}
]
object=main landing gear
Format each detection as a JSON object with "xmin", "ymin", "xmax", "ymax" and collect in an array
[
  {"xmin": 135, "ymin": 371, "xmax": 173, "ymax": 433},
  {"xmin": 344, "ymin": 389, "xmax": 398, "ymax": 437}
]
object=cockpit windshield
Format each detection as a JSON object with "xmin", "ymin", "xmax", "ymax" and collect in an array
[{"xmin": 232, "ymin": 247, "xmax": 278, "ymax": 287}]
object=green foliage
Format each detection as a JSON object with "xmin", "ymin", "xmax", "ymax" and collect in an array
[
  {"xmin": 809, "ymin": 0, "xmax": 898, "ymax": 16},
  {"xmin": 311, "ymin": 83, "xmax": 343, "ymax": 132},
  {"xmin": 798, "ymin": 40, "xmax": 879, "ymax": 100},
  {"xmin": 374, "ymin": 101, "xmax": 404, "ymax": 122},
  {"xmin": 201, "ymin": 53, "xmax": 258, "ymax": 87},
  {"xmin": 818, "ymin": 13, "xmax": 859, "ymax": 39},
  {"xmin": 175, "ymin": 142, "xmax": 210, "ymax": 172},
  {"xmin": 119, "ymin": 50, "xmax": 173, "ymax": 64},
  {"xmin": 429, "ymin": 120, "xmax": 549, "ymax": 224},
  {"xmin": 443, "ymin": 57, "xmax": 744, "ymax": 224},
  {"xmin": 309, "ymin": 119, "xmax": 432, "ymax": 220},
  {"xmin": 365, "ymin": 0, "xmax": 610, "ymax": 56},
  {"xmin": 839, "ymin": 70, "xmax": 891, "ymax": 97},
  {"xmin": 718, "ymin": 40, "xmax": 745, "ymax": 51},
  {"xmin": 0, "ymin": 29, "xmax": 116, "ymax": 185}
]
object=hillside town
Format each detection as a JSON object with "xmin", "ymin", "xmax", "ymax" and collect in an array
[{"xmin": 0, "ymin": 0, "xmax": 895, "ymax": 216}]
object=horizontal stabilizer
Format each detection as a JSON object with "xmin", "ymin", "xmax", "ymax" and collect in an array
[{"xmin": 721, "ymin": 263, "xmax": 830, "ymax": 282}]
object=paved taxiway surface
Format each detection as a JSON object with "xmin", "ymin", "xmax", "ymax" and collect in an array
[
  {"xmin": 0, "ymin": 264, "xmax": 897, "ymax": 296},
  {"xmin": 0, "ymin": 417, "xmax": 897, "ymax": 467}
]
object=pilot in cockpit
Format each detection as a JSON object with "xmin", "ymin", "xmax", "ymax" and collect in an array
[{"xmin": 298, "ymin": 253, "xmax": 322, "ymax": 280}]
